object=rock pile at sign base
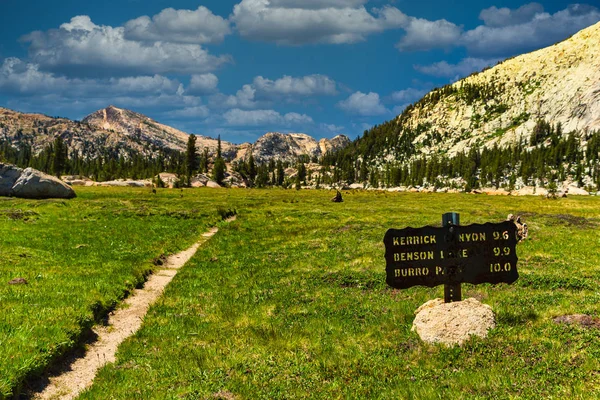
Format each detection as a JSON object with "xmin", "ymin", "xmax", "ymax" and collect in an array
[
  {"xmin": 412, "ymin": 298, "xmax": 496, "ymax": 346},
  {"xmin": 0, "ymin": 163, "xmax": 76, "ymax": 199}
]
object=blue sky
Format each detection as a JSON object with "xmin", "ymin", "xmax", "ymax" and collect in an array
[{"xmin": 1, "ymin": 1, "xmax": 599, "ymax": 144}]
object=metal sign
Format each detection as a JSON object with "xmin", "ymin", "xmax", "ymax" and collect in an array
[{"xmin": 384, "ymin": 213, "xmax": 518, "ymax": 301}]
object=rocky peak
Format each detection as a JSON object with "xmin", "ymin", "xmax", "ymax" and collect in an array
[
  {"xmin": 392, "ymin": 20, "xmax": 600, "ymax": 158},
  {"xmin": 249, "ymin": 132, "xmax": 350, "ymax": 163}
]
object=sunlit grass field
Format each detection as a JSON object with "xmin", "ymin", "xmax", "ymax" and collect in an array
[
  {"xmin": 1, "ymin": 188, "xmax": 599, "ymax": 399},
  {"xmin": 62, "ymin": 189, "xmax": 600, "ymax": 399},
  {"xmin": 0, "ymin": 187, "xmax": 235, "ymax": 398}
]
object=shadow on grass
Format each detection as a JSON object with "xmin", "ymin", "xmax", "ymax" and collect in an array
[
  {"xmin": 496, "ymin": 309, "xmax": 539, "ymax": 326},
  {"xmin": 18, "ymin": 328, "xmax": 100, "ymax": 399}
]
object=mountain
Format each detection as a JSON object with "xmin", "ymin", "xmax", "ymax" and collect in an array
[
  {"xmin": 325, "ymin": 21, "xmax": 600, "ymax": 191},
  {"xmin": 0, "ymin": 106, "xmax": 185, "ymax": 160},
  {"xmin": 385, "ymin": 21, "xmax": 600, "ymax": 159},
  {"xmin": 82, "ymin": 105, "xmax": 241, "ymax": 159},
  {"xmin": 0, "ymin": 105, "xmax": 349, "ymax": 164}
]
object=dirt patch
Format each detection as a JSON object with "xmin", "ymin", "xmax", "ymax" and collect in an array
[
  {"xmin": 31, "ymin": 219, "xmax": 234, "ymax": 400},
  {"xmin": 0, "ymin": 209, "xmax": 38, "ymax": 221},
  {"xmin": 213, "ymin": 390, "xmax": 238, "ymax": 400},
  {"xmin": 519, "ymin": 212, "xmax": 599, "ymax": 229},
  {"xmin": 553, "ymin": 314, "xmax": 600, "ymax": 329},
  {"xmin": 8, "ymin": 277, "xmax": 28, "ymax": 285}
]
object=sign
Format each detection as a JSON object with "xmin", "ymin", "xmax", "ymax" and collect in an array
[{"xmin": 384, "ymin": 217, "xmax": 518, "ymax": 294}]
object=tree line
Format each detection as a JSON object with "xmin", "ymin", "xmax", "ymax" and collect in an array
[{"xmin": 2, "ymin": 118, "xmax": 599, "ymax": 191}]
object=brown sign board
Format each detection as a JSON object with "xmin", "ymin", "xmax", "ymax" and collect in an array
[{"xmin": 384, "ymin": 221, "xmax": 518, "ymax": 290}]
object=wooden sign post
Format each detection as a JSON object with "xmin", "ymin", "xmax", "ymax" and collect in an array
[{"xmin": 384, "ymin": 213, "xmax": 519, "ymax": 302}]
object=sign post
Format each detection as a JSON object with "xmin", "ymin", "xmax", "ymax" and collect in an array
[
  {"xmin": 442, "ymin": 212, "xmax": 461, "ymax": 303},
  {"xmin": 384, "ymin": 213, "xmax": 519, "ymax": 302}
]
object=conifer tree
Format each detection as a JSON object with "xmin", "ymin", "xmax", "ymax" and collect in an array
[
  {"xmin": 185, "ymin": 134, "xmax": 198, "ymax": 186},
  {"xmin": 52, "ymin": 136, "xmax": 66, "ymax": 178},
  {"xmin": 212, "ymin": 135, "xmax": 226, "ymax": 185},
  {"xmin": 248, "ymin": 152, "xmax": 257, "ymax": 181}
]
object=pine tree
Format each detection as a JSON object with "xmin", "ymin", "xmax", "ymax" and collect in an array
[
  {"xmin": 185, "ymin": 134, "xmax": 198, "ymax": 186},
  {"xmin": 212, "ymin": 135, "xmax": 226, "ymax": 185},
  {"xmin": 248, "ymin": 152, "xmax": 257, "ymax": 181},
  {"xmin": 52, "ymin": 136, "xmax": 66, "ymax": 178},
  {"xmin": 201, "ymin": 147, "xmax": 209, "ymax": 173},
  {"xmin": 276, "ymin": 160, "xmax": 285, "ymax": 186}
]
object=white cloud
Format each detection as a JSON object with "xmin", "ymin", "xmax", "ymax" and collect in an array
[
  {"xmin": 396, "ymin": 17, "xmax": 462, "ymax": 51},
  {"xmin": 188, "ymin": 73, "xmax": 219, "ymax": 95},
  {"xmin": 269, "ymin": 0, "xmax": 368, "ymax": 9},
  {"xmin": 170, "ymin": 105, "xmax": 210, "ymax": 118},
  {"xmin": 231, "ymin": 0, "xmax": 404, "ymax": 45},
  {"xmin": 390, "ymin": 87, "xmax": 427, "ymax": 103},
  {"xmin": 479, "ymin": 3, "xmax": 545, "ymax": 27},
  {"xmin": 462, "ymin": 4, "xmax": 600, "ymax": 56},
  {"xmin": 124, "ymin": 6, "xmax": 231, "ymax": 44},
  {"xmin": 208, "ymin": 74, "xmax": 338, "ymax": 109},
  {"xmin": 21, "ymin": 15, "xmax": 232, "ymax": 76},
  {"xmin": 321, "ymin": 123, "xmax": 345, "ymax": 133},
  {"xmin": 252, "ymin": 74, "xmax": 338, "ymax": 97},
  {"xmin": 284, "ymin": 112, "xmax": 314, "ymax": 124},
  {"xmin": 223, "ymin": 109, "xmax": 313, "ymax": 126},
  {"xmin": 391, "ymin": 4, "xmax": 600, "ymax": 57},
  {"xmin": 209, "ymin": 84, "xmax": 260, "ymax": 109},
  {"xmin": 0, "ymin": 57, "xmax": 207, "ymax": 117},
  {"xmin": 414, "ymin": 57, "xmax": 499, "ymax": 78},
  {"xmin": 338, "ymin": 91, "xmax": 389, "ymax": 116},
  {"xmin": 0, "ymin": 58, "xmax": 182, "ymax": 96}
]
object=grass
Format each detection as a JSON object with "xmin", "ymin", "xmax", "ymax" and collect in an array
[
  {"xmin": 0, "ymin": 187, "xmax": 237, "ymax": 398},
  {"xmin": 61, "ymin": 189, "xmax": 600, "ymax": 399}
]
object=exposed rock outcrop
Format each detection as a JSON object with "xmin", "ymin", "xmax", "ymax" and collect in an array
[
  {"xmin": 392, "ymin": 21, "xmax": 600, "ymax": 157},
  {"xmin": 0, "ymin": 164, "xmax": 76, "ymax": 199},
  {"xmin": 249, "ymin": 132, "xmax": 350, "ymax": 163}
]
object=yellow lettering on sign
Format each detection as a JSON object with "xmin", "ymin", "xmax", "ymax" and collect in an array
[
  {"xmin": 459, "ymin": 232, "xmax": 487, "ymax": 242},
  {"xmin": 398, "ymin": 251, "xmax": 435, "ymax": 261},
  {"xmin": 396, "ymin": 235, "xmax": 437, "ymax": 246}
]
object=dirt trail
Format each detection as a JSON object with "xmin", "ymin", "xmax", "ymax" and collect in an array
[{"xmin": 32, "ymin": 223, "xmax": 226, "ymax": 400}]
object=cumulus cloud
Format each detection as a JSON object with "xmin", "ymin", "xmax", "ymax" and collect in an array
[
  {"xmin": 0, "ymin": 57, "xmax": 209, "ymax": 117},
  {"xmin": 21, "ymin": 15, "xmax": 232, "ymax": 76},
  {"xmin": 188, "ymin": 73, "xmax": 219, "ymax": 95},
  {"xmin": 209, "ymin": 84, "xmax": 260, "ymax": 109},
  {"xmin": 479, "ymin": 3, "xmax": 545, "ymax": 27},
  {"xmin": 223, "ymin": 108, "xmax": 313, "ymax": 126},
  {"xmin": 124, "ymin": 6, "xmax": 231, "ymax": 44},
  {"xmin": 252, "ymin": 74, "xmax": 338, "ymax": 97},
  {"xmin": 170, "ymin": 105, "xmax": 211, "ymax": 118},
  {"xmin": 462, "ymin": 4, "xmax": 600, "ymax": 56},
  {"xmin": 414, "ymin": 57, "xmax": 499, "ymax": 78},
  {"xmin": 320, "ymin": 123, "xmax": 345, "ymax": 133},
  {"xmin": 209, "ymin": 74, "xmax": 338, "ymax": 109},
  {"xmin": 392, "ymin": 3, "xmax": 600, "ymax": 57},
  {"xmin": 337, "ymin": 91, "xmax": 389, "ymax": 116},
  {"xmin": 231, "ymin": 0, "xmax": 405, "ymax": 45},
  {"xmin": 0, "ymin": 58, "xmax": 182, "ymax": 96},
  {"xmin": 396, "ymin": 17, "xmax": 462, "ymax": 51},
  {"xmin": 390, "ymin": 87, "xmax": 428, "ymax": 103},
  {"xmin": 269, "ymin": 0, "xmax": 368, "ymax": 9}
]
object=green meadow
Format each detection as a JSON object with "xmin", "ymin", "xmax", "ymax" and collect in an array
[
  {"xmin": 0, "ymin": 188, "xmax": 232, "ymax": 398},
  {"xmin": 2, "ymin": 188, "xmax": 600, "ymax": 399}
]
